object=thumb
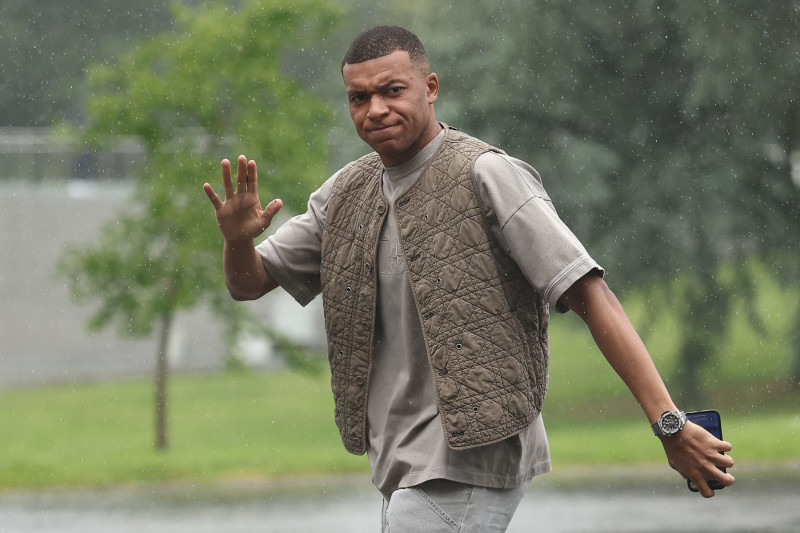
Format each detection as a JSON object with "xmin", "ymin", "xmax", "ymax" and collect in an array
[{"xmin": 262, "ymin": 198, "xmax": 283, "ymax": 224}]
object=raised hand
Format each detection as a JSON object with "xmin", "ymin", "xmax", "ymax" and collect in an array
[{"xmin": 203, "ymin": 155, "xmax": 283, "ymax": 242}]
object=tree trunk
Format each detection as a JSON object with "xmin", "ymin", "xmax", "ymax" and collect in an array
[
  {"xmin": 155, "ymin": 311, "xmax": 173, "ymax": 451},
  {"xmin": 673, "ymin": 270, "xmax": 728, "ymax": 407},
  {"xmin": 790, "ymin": 313, "xmax": 800, "ymax": 389},
  {"xmin": 675, "ymin": 330, "xmax": 706, "ymax": 407}
]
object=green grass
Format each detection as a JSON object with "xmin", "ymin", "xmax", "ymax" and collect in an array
[
  {"xmin": 546, "ymin": 410, "xmax": 800, "ymax": 467},
  {"xmin": 2, "ymin": 269, "xmax": 798, "ymax": 491},
  {"xmin": 0, "ymin": 372, "xmax": 368, "ymax": 490},
  {"xmin": 1, "ymin": 366, "xmax": 798, "ymax": 491}
]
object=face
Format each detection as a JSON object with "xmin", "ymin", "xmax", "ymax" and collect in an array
[{"xmin": 343, "ymin": 50, "xmax": 440, "ymax": 167}]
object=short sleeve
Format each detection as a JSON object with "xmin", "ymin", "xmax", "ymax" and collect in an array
[
  {"xmin": 474, "ymin": 152, "xmax": 604, "ymax": 312},
  {"xmin": 255, "ymin": 172, "xmax": 339, "ymax": 306}
]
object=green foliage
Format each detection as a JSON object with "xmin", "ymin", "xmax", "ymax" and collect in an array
[
  {"xmin": 59, "ymin": 0, "xmax": 342, "ymax": 360},
  {"xmin": 422, "ymin": 0, "xmax": 800, "ymax": 273},
  {"xmin": 83, "ymin": 0, "xmax": 340, "ymax": 211},
  {"xmin": 412, "ymin": 0, "xmax": 800, "ymax": 398}
]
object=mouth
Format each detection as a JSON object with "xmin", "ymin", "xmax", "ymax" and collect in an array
[{"xmin": 367, "ymin": 124, "xmax": 398, "ymax": 135}]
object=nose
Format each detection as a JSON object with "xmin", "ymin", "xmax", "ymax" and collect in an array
[{"xmin": 366, "ymin": 95, "xmax": 389, "ymax": 121}]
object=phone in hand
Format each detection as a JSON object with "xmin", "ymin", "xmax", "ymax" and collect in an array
[{"xmin": 685, "ymin": 409, "xmax": 726, "ymax": 492}]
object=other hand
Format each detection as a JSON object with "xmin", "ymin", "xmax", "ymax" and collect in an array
[{"xmin": 660, "ymin": 421, "xmax": 735, "ymax": 498}]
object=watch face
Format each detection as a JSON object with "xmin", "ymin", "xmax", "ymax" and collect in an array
[{"xmin": 661, "ymin": 413, "xmax": 681, "ymax": 434}]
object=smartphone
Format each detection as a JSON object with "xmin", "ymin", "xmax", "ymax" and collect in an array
[{"xmin": 685, "ymin": 409, "xmax": 726, "ymax": 492}]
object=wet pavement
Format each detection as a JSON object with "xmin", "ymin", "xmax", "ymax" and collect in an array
[{"xmin": 1, "ymin": 465, "xmax": 798, "ymax": 532}]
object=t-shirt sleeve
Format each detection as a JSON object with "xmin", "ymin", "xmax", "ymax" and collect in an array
[
  {"xmin": 474, "ymin": 152, "xmax": 604, "ymax": 313},
  {"xmin": 254, "ymin": 172, "xmax": 338, "ymax": 307}
]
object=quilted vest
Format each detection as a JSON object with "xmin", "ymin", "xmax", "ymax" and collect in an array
[{"xmin": 320, "ymin": 126, "xmax": 550, "ymax": 455}]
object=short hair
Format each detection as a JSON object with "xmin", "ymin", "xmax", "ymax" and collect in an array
[{"xmin": 341, "ymin": 25, "xmax": 430, "ymax": 73}]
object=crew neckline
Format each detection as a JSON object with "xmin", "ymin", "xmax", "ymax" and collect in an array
[{"xmin": 384, "ymin": 127, "xmax": 446, "ymax": 182}]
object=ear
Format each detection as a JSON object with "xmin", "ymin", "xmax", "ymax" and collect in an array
[{"xmin": 426, "ymin": 72, "xmax": 439, "ymax": 104}]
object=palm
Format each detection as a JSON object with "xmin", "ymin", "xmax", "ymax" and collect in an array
[
  {"xmin": 216, "ymin": 190, "xmax": 266, "ymax": 240},
  {"xmin": 203, "ymin": 156, "xmax": 282, "ymax": 242}
]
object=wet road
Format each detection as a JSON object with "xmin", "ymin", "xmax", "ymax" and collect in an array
[{"xmin": 1, "ymin": 465, "xmax": 798, "ymax": 532}]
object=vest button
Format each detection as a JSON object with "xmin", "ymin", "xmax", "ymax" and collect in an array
[{"xmin": 377, "ymin": 204, "xmax": 386, "ymax": 214}]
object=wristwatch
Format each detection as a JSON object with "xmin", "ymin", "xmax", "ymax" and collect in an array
[{"xmin": 651, "ymin": 410, "xmax": 687, "ymax": 437}]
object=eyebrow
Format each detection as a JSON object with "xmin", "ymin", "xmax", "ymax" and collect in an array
[
  {"xmin": 347, "ymin": 78, "xmax": 407, "ymax": 96},
  {"xmin": 379, "ymin": 79, "xmax": 405, "ymax": 89}
]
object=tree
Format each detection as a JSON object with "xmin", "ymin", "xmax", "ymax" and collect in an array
[
  {"xmin": 414, "ymin": 0, "xmax": 800, "ymax": 402},
  {"xmin": 0, "ymin": 0, "xmax": 175, "ymax": 126},
  {"xmin": 59, "ymin": 0, "xmax": 341, "ymax": 450}
]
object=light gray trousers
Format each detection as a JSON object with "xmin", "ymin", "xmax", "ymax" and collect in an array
[{"xmin": 382, "ymin": 479, "xmax": 529, "ymax": 533}]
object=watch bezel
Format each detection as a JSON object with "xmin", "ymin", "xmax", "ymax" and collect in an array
[{"xmin": 652, "ymin": 410, "xmax": 686, "ymax": 436}]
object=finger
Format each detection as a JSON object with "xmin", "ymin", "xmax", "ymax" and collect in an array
[
  {"xmin": 717, "ymin": 471, "xmax": 736, "ymax": 487},
  {"xmin": 702, "ymin": 462, "xmax": 735, "ymax": 487},
  {"xmin": 221, "ymin": 159, "xmax": 234, "ymax": 199},
  {"xmin": 236, "ymin": 155, "xmax": 247, "ymax": 193},
  {"xmin": 264, "ymin": 198, "xmax": 283, "ymax": 220},
  {"xmin": 257, "ymin": 198, "xmax": 283, "ymax": 231},
  {"xmin": 686, "ymin": 473, "xmax": 716, "ymax": 498},
  {"xmin": 698, "ymin": 481, "xmax": 715, "ymax": 498},
  {"xmin": 203, "ymin": 183, "xmax": 223, "ymax": 210},
  {"xmin": 247, "ymin": 159, "xmax": 257, "ymax": 192},
  {"xmin": 716, "ymin": 452, "xmax": 735, "ymax": 469}
]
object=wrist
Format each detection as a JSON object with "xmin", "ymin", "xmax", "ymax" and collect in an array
[
  {"xmin": 224, "ymin": 236, "xmax": 256, "ymax": 246},
  {"xmin": 651, "ymin": 410, "xmax": 686, "ymax": 437}
]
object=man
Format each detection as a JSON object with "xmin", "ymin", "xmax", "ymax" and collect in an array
[{"xmin": 203, "ymin": 25, "xmax": 734, "ymax": 532}]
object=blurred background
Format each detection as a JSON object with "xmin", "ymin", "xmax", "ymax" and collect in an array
[{"xmin": 1, "ymin": 0, "xmax": 799, "ymax": 531}]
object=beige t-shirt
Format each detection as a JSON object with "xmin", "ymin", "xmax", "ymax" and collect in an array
[{"xmin": 257, "ymin": 131, "xmax": 602, "ymax": 498}]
